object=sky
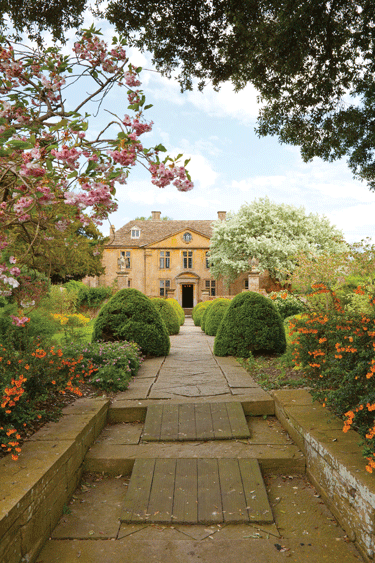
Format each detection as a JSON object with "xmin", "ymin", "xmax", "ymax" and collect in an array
[{"xmin": 48, "ymin": 16, "xmax": 375, "ymax": 242}]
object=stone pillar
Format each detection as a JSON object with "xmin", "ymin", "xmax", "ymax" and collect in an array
[
  {"xmin": 247, "ymin": 271, "xmax": 260, "ymax": 292},
  {"xmin": 201, "ymin": 289, "xmax": 210, "ymax": 301},
  {"xmin": 247, "ymin": 256, "xmax": 260, "ymax": 293},
  {"xmin": 117, "ymin": 272, "xmax": 129, "ymax": 290}
]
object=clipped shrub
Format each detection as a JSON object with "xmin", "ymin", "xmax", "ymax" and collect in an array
[
  {"xmin": 192, "ymin": 301, "xmax": 205, "ymax": 325},
  {"xmin": 152, "ymin": 298, "xmax": 180, "ymax": 335},
  {"xmin": 214, "ymin": 291, "xmax": 286, "ymax": 357},
  {"xmin": 192, "ymin": 301, "xmax": 211, "ymax": 326},
  {"xmin": 166, "ymin": 298, "xmax": 185, "ymax": 325},
  {"xmin": 269, "ymin": 291, "xmax": 306, "ymax": 320},
  {"xmin": 92, "ymin": 288, "xmax": 170, "ymax": 356},
  {"xmin": 204, "ymin": 298, "xmax": 231, "ymax": 336},
  {"xmin": 200, "ymin": 301, "xmax": 214, "ymax": 332}
]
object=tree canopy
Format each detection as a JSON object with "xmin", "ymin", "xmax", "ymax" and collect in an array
[
  {"xmin": 208, "ymin": 197, "xmax": 345, "ymax": 283},
  {"xmin": 8, "ymin": 215, "xmax": 107, "ymax": 284},
  {"xmin": 104, "ymin": 0, "xmax": 375, "ymax": 190},
  {"xmin": 3, "ymin": 2, "xmax": 375, "ymax": 187}
]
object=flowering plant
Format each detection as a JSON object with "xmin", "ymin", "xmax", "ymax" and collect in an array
[
  {"xmin": 289, "ymin": 283, "xmax": 375, "ymax": 473},
  {"xmin": 0, "ymin": 340, "xmax": 97, "ymax": 460},
  {"xmin": 61, "ymin": 340, "xmax": 143, "ymax": 392},
  {"xmin": 0, "ymin": 25, "xmax": 193, "ymax": 322}
]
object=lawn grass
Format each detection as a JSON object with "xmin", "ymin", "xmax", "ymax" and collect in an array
[{"xmin": 51, "ymin": 319, "xmax": 95, "ymax": 347}]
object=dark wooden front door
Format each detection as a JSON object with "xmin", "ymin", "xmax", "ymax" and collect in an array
[{"xmin": 182, "ymin": 284, "xmax": 194, "ymax": 308}]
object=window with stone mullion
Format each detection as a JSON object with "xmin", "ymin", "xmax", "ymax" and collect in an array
[
  {"xmin": 160, "ymin": 250, "xmax": 170, "ymax": 269},
  {"xmin": 183, "ymin": 250, "xmax": 193, "ymax": 269},
  {"xmin": 205, "ymin": 279, "xmax": 216, "ymax": 296},
  {"xmin": 159, "ymin": 279, "xmax": 171, "ymax": 296}
]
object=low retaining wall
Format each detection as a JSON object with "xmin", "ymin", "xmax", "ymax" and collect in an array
[
  {"xmin": 272, "ymin": 389, "xmax": 375, "ymax": 562},
  {"xmin": 0, "ymin": 398, "xmax": 109, "ymax": 563}
]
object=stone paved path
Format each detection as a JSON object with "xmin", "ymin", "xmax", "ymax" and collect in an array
[{"xmin": 37, "ymin": 319, "xmax": 364, "ymax": 563}]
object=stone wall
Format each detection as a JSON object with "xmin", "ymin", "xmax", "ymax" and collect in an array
[
  {"xmin": 0, "ymin": 398, "xmax": 109, "ymax": 563},
  {"xmin": 272, "ymin": 389, "xmax": 375, "ymax": 562}
]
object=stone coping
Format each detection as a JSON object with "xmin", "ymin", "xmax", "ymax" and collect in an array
[
  {"xmin": 0, "ymin": 398, "xmax": 109, "ymax": 563},
  {"xmin": 271, "ymin": 389, "xmax": 375, "ymax": 562}
]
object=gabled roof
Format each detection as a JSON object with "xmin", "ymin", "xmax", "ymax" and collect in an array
[{"xmin": 107, "ymin": 219, "xmax": 215, "ymax": 248}]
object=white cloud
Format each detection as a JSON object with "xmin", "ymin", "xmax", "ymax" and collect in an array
[
  {"xmin": 328, "ymin": 203, "xmax": 375, "ymax": 241},
  {"xmin": 147, "ymin": 70, "xmax": 261, "ymax": 124}
]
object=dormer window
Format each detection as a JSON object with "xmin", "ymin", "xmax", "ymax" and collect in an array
[{"xmin": 131, "ymin": 228, "xmax": 140, "ymax": 239}]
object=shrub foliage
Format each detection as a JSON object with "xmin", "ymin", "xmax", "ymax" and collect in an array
[
  {"xmin": 290, "ymin": 283, "xmax": 375, "ymax": 473},
  {"xmin": 204, "ymin": 298, "xmax": 231, "ymax": 336},
  {"xmin": 214, "ymin": 292, "xmax": 286, "ymax": 357},
  {"xmin": 152, "ymin": 298, "xmax": 180, "ymax": 335},
  {"xmin": 269, "ymin": 290, "xmax": 306, "ymax": 320},
  {"xmin": 166, "ymin": 298, "xmax": 185, "ymax": 325},
  {"xmin": 200, "ymin": 301, "xmax": 214, "ymax": 332},
  {"xmin": 92, "ymin": 288, "xmax": 170, "ymax": 356},
  {"xmin": 192, "ymin": 301, "xmax": 211, "ymax": 326}
]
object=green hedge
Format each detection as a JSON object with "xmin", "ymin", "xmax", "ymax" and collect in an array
[
  {"xmin": 204, "ymin": 298, "xmax": 231, "ymax": 336},
  {"xmin": 152, "ymin": 298, "xmax": 180, "ymax": 335},
  {"xmin": 166, "ymin": 298, "xmax": 185, "ymax": 325},
  {"xmin": 200, "ymin": 301, "xmax": 214, "ymax": 332},
  {"xmin": 268, "ymin": 291, "xmax": 306, "ymax": 319},
  {"xmin": 214, "ymin": 292, "xmax": 286, "ymax": 357},
  {"xmin": 92, "ymin": 288, "xmax": 170, "ymax": 357},
  {"xmin": 192, "ymin": 301, "xmax": 211, "ymax": 326},
  {"xmin": 77, "ymin": 286, "xmax": 112, "ymax": 309}
]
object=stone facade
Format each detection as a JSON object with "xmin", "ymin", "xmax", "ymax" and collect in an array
[{"xmin": 90, "ymin": 211, "xmax": 277, "ymax": 307}]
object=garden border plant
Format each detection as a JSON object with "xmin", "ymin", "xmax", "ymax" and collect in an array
[{"xmin": 289, "ymin": 283, "xmax": 375, "ymax": 473}]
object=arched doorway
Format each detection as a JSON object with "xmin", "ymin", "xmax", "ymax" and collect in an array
[{"xmin": 175, "ymin": 272, "xmax": 200, "ymax": 309}]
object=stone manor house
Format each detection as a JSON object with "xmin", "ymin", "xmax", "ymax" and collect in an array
[{"xmin": 87, "ymin": 211, "xmax": 277, "ymax": 310}]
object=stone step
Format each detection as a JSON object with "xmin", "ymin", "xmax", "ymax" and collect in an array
[
  {"xmin": 108, "ymin": 395, "xmax": 275, "ymax": 424},
  {"xmin": 120, "ymin": 458, "xmax": 273, "ymax": 525},
  {"xmin": 84, "ymin": 437, "xmax": 304, "ymax": 476},
  {"xmin": 142, "ymin": 402, "xmax": 250, "ymax": 442}
]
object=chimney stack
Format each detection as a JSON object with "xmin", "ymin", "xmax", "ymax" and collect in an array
[
  {"xmin": 151, "ymin": 211, "xmax": 161, "ymax": 221},
  {"xmin": 217, "ymin": 211, "xmax": 226, "ymax": 221}
]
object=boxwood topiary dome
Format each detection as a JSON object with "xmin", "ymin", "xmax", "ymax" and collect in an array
[
  {"xmin": 213, "ymin": 292, "xmax": 286, "ymax": 357},
  {"xmin": 166, "ymin": 298, "xmax": 185, "ymax": 325},
  {"xmin": 204, "ymin": 298, "xmax": 231, "ymax": 336},
  {"xmin": 92, "ymin": 288, "xmax": 170, "ymax": 357},
  {"xmin": 152, "ymin": 298, "xmax": 180, "ymax": 335},
  {"xmin": 192, "ymin": 301, "xmax": 211, "ymax": 327},
  {"xmin": 200, "ymin": 301, "xmax": 214, "ymax": 332}
]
